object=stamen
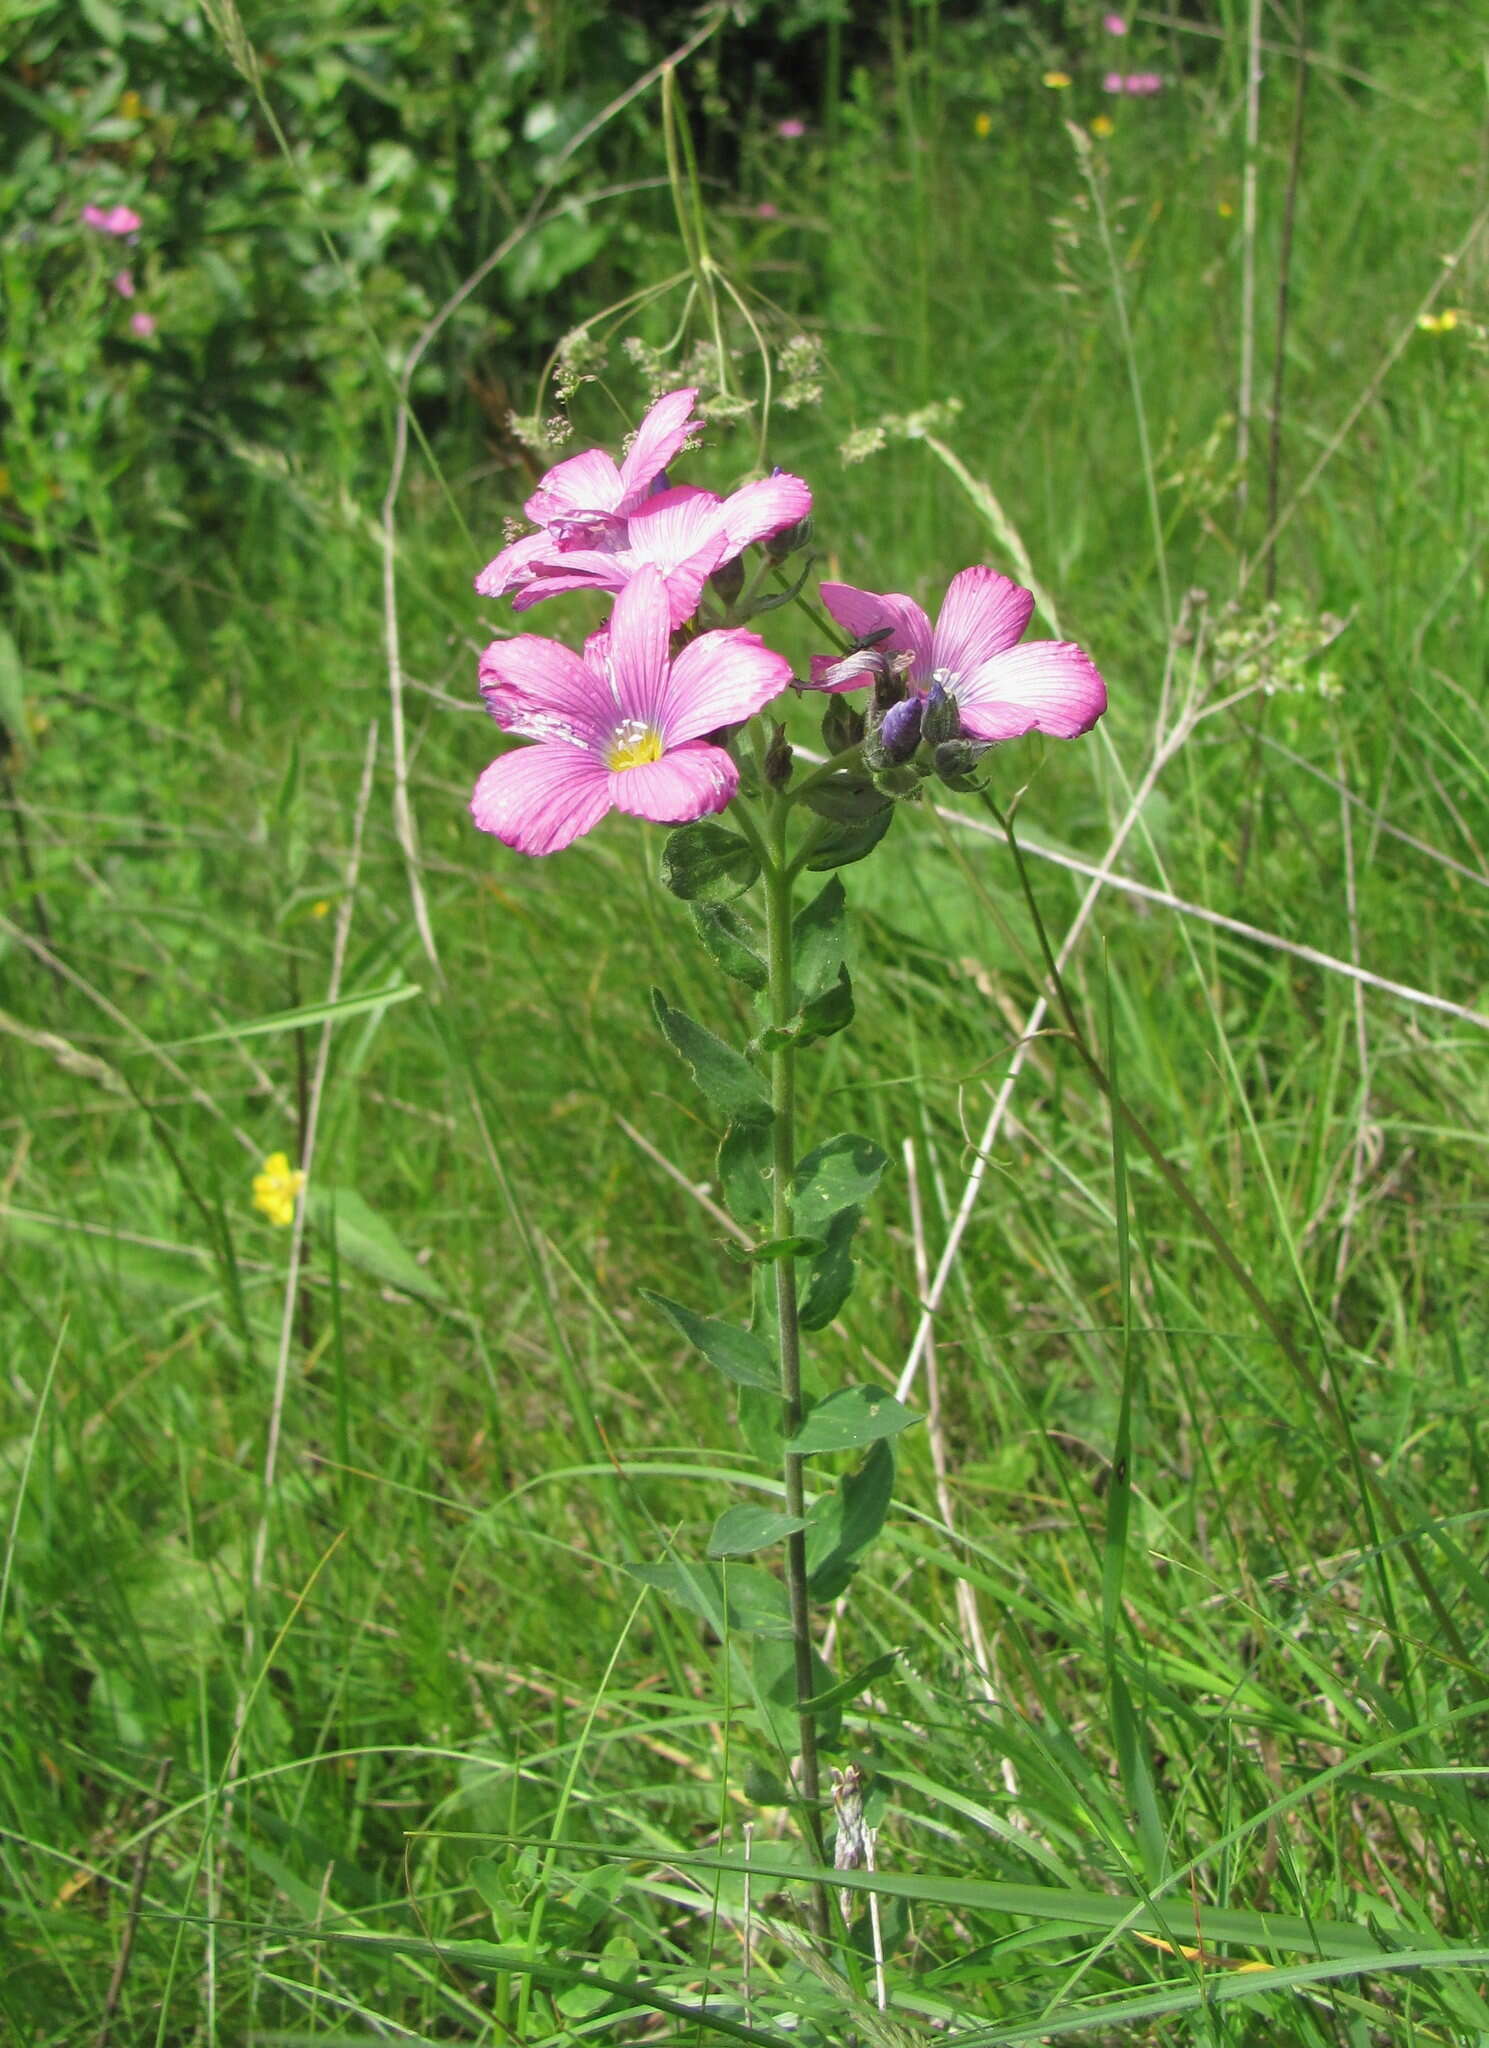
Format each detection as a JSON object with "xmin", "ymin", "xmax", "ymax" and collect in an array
[{"xmin": 607, "ymin": 718, "xmax": 664, "ymax": 772}]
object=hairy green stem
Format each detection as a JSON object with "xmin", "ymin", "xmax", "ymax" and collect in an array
[{"xmin": 762, "ymin": 795, "xmax": 828, "ymax": 1892}]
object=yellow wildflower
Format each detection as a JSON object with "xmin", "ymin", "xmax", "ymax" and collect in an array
[
  {"xmin": 119, "ymin": 90, "xmax": 144, "ymax": 120},
  {"xmin": 1218, "ymin": 199, "xmax": 1234, "ymax": 217},
  {"xmin": 1042, "ymin": 70, "xmax": 1072, "ymax": 90},
  {"xmin": 973, "ymin": 111, "xmax": 993, "ymax": 137},
  {"xmin": 1417, "ymin": 308, "xmax": 1460, "ymax": 334},
  {"xmin": 252, "ymin": 1151, "xmax": 305, "ymax": 1228},
  {"xmin": 311, "ymin": 899, "xmax": 331, "ymax": 918},
  {"xmin": 1091, "ymin": 113, "xmax": 1115, "ymax": 137}
]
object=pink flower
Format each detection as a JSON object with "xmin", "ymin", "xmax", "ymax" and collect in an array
[
  {"xmin": 81, "ymin": 203, "xmax": 142, "ymax": 238},
  {"xmin": 474, "ymin": 386, "xmax": 811, "ymax": 628},
  {"xmin": 472, "ymin": 564, "xmax": 793, "ymax": 855},
  {"xmin": 808, "ymin": 566, "xmax": 1107, "ymax": 744},
  {"xmin": 112, "ymin": 270, "xmax": 135, "ymax": 298},
  {"xmin": 1103, "ymin": 70, "xmax": 1163, "ymax": 94},
  {"xmin": 776, "ymin": 118, "xmax": 806, "ymax": 139},
  {"xmin": 755, "ymin": 201, "xmax": 780, "ymax": 220},
  {"xmin": 130, "ymin": 311, "xmax": 157, "ymax": 339},
  {"xmin": 1103, "ymin": 12, "xmax": 1128, "ymax": 32}
]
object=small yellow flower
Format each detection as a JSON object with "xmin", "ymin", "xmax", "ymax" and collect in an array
[
  {"xmin": 310, "ymin": 899, "xmax": 331, "ymax": 918},
  {"xmin": 973, "ymin": 110, "xmax": 993, "ymax": 137},
  {"xmin": 1042, "ymin": 70, "xmax": 1073, "ymax": 90},
  {"xmin": 1091, "ymin": 113, "xmax": 1115, "ymax": 137},
  {"xmin": 1417, "ymin": 308, "xmax": 1460, "ymax": 334},
  {"xmin": 252, "ymin": 1151, "xmax": 306, "ymax": 1228},
  {"xmin": 119, "ymin": 90, "xmax": 144, "ymax": 120},
  {"xmin": 1218, "ymin": 199, "xmax": 1234, "ymax": 218}
]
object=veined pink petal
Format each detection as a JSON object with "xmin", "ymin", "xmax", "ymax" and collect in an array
[
  {"xmin": 606, "ymin": 564, "xmax": 673, "ymax": 726},
  {"xmin": 475, "ymin": 530, "xmax": 562, "ymax": 599},
  {"xmin": 471, "ymin": 743, "xmax": 612, "ymax": 855},
  {"xmin": 663, "ymin": 629, "xmax": 794, "ymax": 744},
  {"xmin": 622, "ymin": 485, "xmax": 727, "ymax": 565},
  {"xmin": 615, "ymin": 387, "xmax": 701, "ymax": 511},
  {"xmin": 524, "ymin": 447, "xmax": 624, "ymax": 527},
  {"xmin": 478, "ymin": 635, "xmax": 608, "ymax": 744},
  {"xmin": 820, "ymin": 582, "xmax": 934, "ymax": 679},
  {"xmin": 712, "ymin": 471, "xmax": 812, "ymax": 555},
  {"xmin": 932, "ymin": 566, "xmax": 1034, "ymax": 678},
  {"xmin": 609, "ymin": 743, "xmax": 739, "ymax": 824},
  {"xmin": 957, "ymin": 641, "xmax": 1108, "ymax": 742}
]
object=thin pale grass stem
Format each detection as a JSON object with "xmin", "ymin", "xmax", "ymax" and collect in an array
[
  {"xmin": 1330, "ymin": 742, "xmax": 1373, "ymax": 1316},
  {"xmin": 1235, "ymin": 0, "xmax": 1263, "ymax": 576}
]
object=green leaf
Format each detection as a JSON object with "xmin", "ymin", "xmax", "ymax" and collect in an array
[
  {"xmin": 641, "ymin": 1291, "xmax": 777, "ymax": 1391},
  {"xmin": 306, "ymin": 1186, "xmax": 445, "ymax": 1307},
  {"xmin": 652, "ymin": 990, "xmax": 771, "ymax": 1125},
  {"xmin": 797, "ymin": 1648, "xmax": 900, "ymax": 1717},
  {"xmin": 753, "ymin": 1635, "xmax": 842, "ymax": 1752},
  {"xmin": 807, "ymin": 1438, "xmax": 896, "ymax": 1596},
  {"xmin": 799, "ymin": 1206, "xmax": 862, "ymax": 1330},
  {"xmin": 805, "ymin": 801, "xmax": 895, "ymax": 870},
  {"xmin": 792, "ymin": 1133, "xmax": 889, "ymax": 1236},
  {"xmin": 799, "ymin": 772, "xmax": 889, "ymax": 825},
  {"xmin": 164, "ymin": 982, "xmax": 420, "ymax": 1049},
  {"xmin": 717, "ymin": 1117, "xmax": 774, "ymax": 1229},
  {"xmin": 798, "ymin": 966, "xmax": 855, "ymax": 1045},
  {"xmin": 742, "ymin": 1763, "xmax": 791, "ymax": 1805},
  {"xmin": 662, "ymin": 822, "xmax": 760, "ymax": 903},
  {"xmin": 735, "ymin": 1383, "xmax": 781, "ymax": 1467},
  {"xmin": 788, "ymin": 1388, "xmax": 919, "ymax": 1456},
  {"xmin": 727, "ymin": 1233, "xmax": 824, "ymax": 1264},
  {"xmin": 792, "ymin": 875, "xmax": 848, "ymax": 1001},
  {"xmin": 625, "ymin": 1559, "xmax": 790, "ymax": 1636},
  {"xmin": 690, "ymin": 902, "xmax": 767, "ymax": 988},
  {"xmin": 0, "ymin": 625, "xmax": 25, "ymax": 747},
  {"xmin": 707, "ymin": 1506, "xmax": 807, "ymax": 1557}
]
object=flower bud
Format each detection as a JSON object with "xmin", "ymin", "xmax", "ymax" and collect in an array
[
  {"xmin": 871, "ymin": 658, "xmax": 908, "ymax": 713},
  {"xmin": 878, "ymin": 693, "xmax": 924, "ymax": 764},
  {"xmin": 821, "ymin": 694, "xmax": 866, "ymax": 753},
  {"xmin": 922, "ymin": 673, "xmax": 961, "ymax": 745},
  {"xmin": 709, "ymin": 553, "xmax": 746, "ymax": 607},
  {"xmin": 764, "ymin": 512, "xmax": 814, "ymax": 563},
  {"xmin": 932, "ymin": 738, "xmax": 992, "ymax": 788},
  {"xmin": 763, "ymin": 720, "xmax": 793, "ymax": 789}
]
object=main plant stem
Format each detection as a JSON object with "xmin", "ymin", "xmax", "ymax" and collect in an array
[{"xmin": 763, "ymin": 793, "xmax": 827, "ymax": 1877}]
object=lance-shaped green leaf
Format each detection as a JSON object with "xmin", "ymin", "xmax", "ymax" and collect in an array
[
  {"xmin": 642, "ymin": 1291, "xmax": 776, "ymax": 1391},
  {"xmin": 717, "ymin": 1117, "xmax": 774, "ymax": 1230},
  {"xmin": 793, "ymin": 1133, "xmax": 889, "ymax": 1236},
  {"xmin": 792, "ymin": 875, "xmax": 848, "ymax": 1003},
  {"xmin": 799, "ymin": 1205, "xmax": 862, "ymax": 1330},
  {"xmin": 306, "ymin": 1186, "xmax": 445, "ymax": 1307},
  {"xmin": 652, "ymin": 989, "xmax": 771, "ymax": 1125},
  {"xmin": 690, "ymin": 902, "xmax": 767, "ymax": 989},
  {"xmin": 804, "ymin": 799, "xmax": 895, "ymax": 873},
  {"xmin": 753, "ymin": 1635, "xmax": 842, "ymax": 1752},
  {"xmin": 789, "ymin": 1387, "xmax": 919, "ymax": 1457},
  {"xmin": 707, "ymin": 1505, "xmax": 808, "ymax": 1558},
  {"xmin": 661, "ymin": 821, "xmax": 760, "ymax": 902},
  {"xmin": 796, "ymin": 1648, "xmax": 900, "ymax": 1716},
  {"xmin": 798, "ymin": 966, "xmax": 854, "ymax": 1046},
  {"xmin": 625, "ymin": 1558, "xmax": 790, "ymax": 1636},
  {"xmin": 727, "ymin": 1233, "xmax": 825, "ymax": 1265},
  {"xmin": 807, "ymin": 1438, "xmax": 896, "ymax": 1596}
]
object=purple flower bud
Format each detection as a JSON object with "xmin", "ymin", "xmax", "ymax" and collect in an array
[
  {"xmin": 878, "ymin": 693, "xmax": 924, "ymax": 764},
  {"xmin": 922, "ymin": 674, "xmax": 961, "ymax": 745},
  {"xmin": 710, "ymin": 553, "xmax": 746, "ymax": 606}
]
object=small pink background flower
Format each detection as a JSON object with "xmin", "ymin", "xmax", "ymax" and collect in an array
[
  {"xmin": 82, "ymin": 203, "xmax": 142, "ymax": 238},
  {"xmin": 1103, "ymin": 12, "xmax": 1129, "ymax": 33},
  {"xmin": 112, "ymin": 269, "xmax": 135, "ymax": 299},
  {"xmin": 776, "ymin": 118, "xmax": 806, "ymax": 139},
  {"xmin": 130, "ymin": 311, "xmax": 157, "ymax": 338},
  {"xmin": 1104, "ymin": 71, "xmax": 1163, "ymax": 94},
  {"xmin": 472, "ymin": 563, "xmax": 793, "ymax": 855},
  {"xmin": 808, "ymin": 565, "xmax": 1107, "ymax": 743}
]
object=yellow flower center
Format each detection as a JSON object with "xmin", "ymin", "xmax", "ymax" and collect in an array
[{"xmin": 607, "ymin": 719, "xmax": 664, "ymax": 771}]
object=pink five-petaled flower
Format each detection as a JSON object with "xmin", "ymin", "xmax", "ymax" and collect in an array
[
  {"xmin": 472, "ymin": 562, "xmax": 792, "ymax": 856},
  {"xmin": 82, "ymin": 203, "xmax": 142, "ymax": 237},
  {"xmin": 1103, "ymin": 12, "xmax": 1129, "ymax": 33},
  {"xmin": 809, "ymin": 566, "xmax": 1107, "ymax": 744},
  {"xmin": 475, "ymin": 386, "xmax": 811, "ymax": 629}
]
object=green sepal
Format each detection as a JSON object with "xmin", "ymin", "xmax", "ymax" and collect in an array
[
  {"xmin": 793, "ymin": 1132, "xmax": 889, "ymax": 1237},
  {"xmin": 707, "ymin": 1505, "xmax": 808, "ymax": 1558},
  {"xmin": 641, "ymin": 1291, "xmax": 776, "ymax": 1391},
  {"xmin": 799, "ymin": 1205, "xmax": 862, "ymax": 1330},
  {"xmin": 717, "ymin": 1117, "xmax": 774, "ymax": 1229},
  {"xmin": 806, "ymin": 1438, "xmax": 896, "ymax": 1595},
  {"xmin": 752, "ymin": 1636, "xmax": 842, "ymax": 1753},
  {"xmin": 652, "ymin": 989, "xmax": 771, "ymax": 1125},
  {"xmin": 690, "ymin": 902, "xmax": 768, "ymax": 988},
  {"xmin": 625, "ymin": 1559, "xmax": 790, "ymax": 1637},
  {"xmin": 661, "ymin": 821, "xmax": 760, "ymax": 902},
  {"xmin": 788, "ymin": 1388, "xmax": 919, "ymax": 1457}
]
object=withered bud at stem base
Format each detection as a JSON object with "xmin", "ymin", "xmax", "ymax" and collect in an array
[{"xmin": 763, "ymin": 720, "xmax": 794, "ymax": 789}]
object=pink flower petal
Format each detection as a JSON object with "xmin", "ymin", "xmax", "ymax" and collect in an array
[
  {"xmin": 606, "ymin": 564, "xmax": 673, "ymax": 725},
  {"xmin": 820, "ymin": 582, "xmax": 934, "ymax": 679},
  {"xmin": 471, "ymin": 742, "xmax": 612, "ymax": 855},
  {"xmin": 474, "ymin": 529, "xmax": 563, "ymax": 599},
  {"xmin": 478, "ymin": 634, "xmax": 606, "ymax": 744},
  {"xmin": 957, "ymin": 641, "xmax": 1108, "ymax": 742},
  {"xmin": 663, "ymin": 628, "xmax": 794, "ymax": 744},
  {"xmin": 712, "ymin": 471, "xmax": 813, "ymax": 556},
  {"xmin": 608, "ymin": 742, "xmax": 739, "ymax": 824},
  {"xmin": 931, "ymin": 566, "xmax": 1034, "ymax": 678},
  {"xmin": 524, "ymin": 447, "xmax": 624, "ymax": 527},
  {"xmin": 615, "ymin": 387, "xmax": 701, "ymax": 512}
]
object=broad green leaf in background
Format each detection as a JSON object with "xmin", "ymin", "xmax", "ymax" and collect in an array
[
  {"xmin": 306, "ymin": 1187, "xmax": 445, "ymax": 1307},
  {"xmin": 792, "ymin": 1133, "xmax": 889, "ymax": 1235},
  {"xmin": 690, "ymin": 901, "xmax": 768, "ymax": 987},
  {"xmin": 789, "ymin": 1387, "xmax": 919, "ymax": 1456},
  {"xmin": 806, "ymin": 1437, "xmax": 896, "ymax": 1597},
  {"xmin": 641, "ymin": 1291, "xmax": 777, "ymax": 1391},
  {"xmin": 662, "ymin": 821, "xmax": 761, "ymax": 903},
  {"xmin": 652, "ymin": 989, "xmax": 771, "ymax": 1124},
  {"xmin": 624, "ymin": 1559, "xmax": 791, "ymax": 1637},
  {"xmin": 707, "ymin": 1505, "xmax": 807, "ymax": 1557},
  {"xmin": 799, "ymin": 1205, "xmax": 862, "ymax": 1329}
]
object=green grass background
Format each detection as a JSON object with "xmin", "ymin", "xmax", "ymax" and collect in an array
[{"xmin": 3, "ymin": 2, "xmax": 1488, "ymax": 2041}]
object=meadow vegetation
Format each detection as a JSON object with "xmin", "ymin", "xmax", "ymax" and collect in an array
[{"xmin": 2, "ymin": 2, "xmax": 1488, "ymax": 2042}]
